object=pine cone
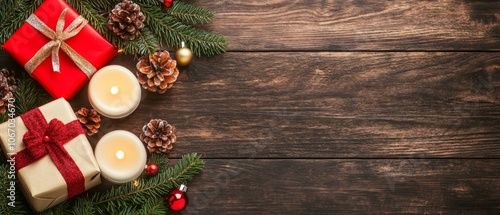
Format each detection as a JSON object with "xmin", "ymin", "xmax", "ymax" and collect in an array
[
  {"xmin": 1, "ymin": 68, "xmax": 17, "ymax": 92},
  {"xmin": 140, "ymin": 119, "xmax": 176, "ymax": 154},
  {"xmin": 0, "ymin": 92, "xmax": 13, "ymax": 114},
  {"xmin": 108, "ymin": 0, "xmax": 146, "ymax": 41},
  {"xmin": 0, "ymin": 69, "xmax": 17, "ymax": 114},
  {"xmin": 136, "ymin": 51, "xmax": 179, "ymax": 94},
  {"xmin": 75, "ymin": 107, "xmax": 101, "ymax": 136}
]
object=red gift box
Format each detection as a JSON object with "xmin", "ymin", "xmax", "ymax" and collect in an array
[{"xmin": 2, "ymin": 0, "xmax": 117, "ymax": 99}]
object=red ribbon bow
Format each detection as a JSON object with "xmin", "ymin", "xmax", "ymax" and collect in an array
[{"xmin": 15, "ymin": 108, "xmax": 85, "ymax": 198}]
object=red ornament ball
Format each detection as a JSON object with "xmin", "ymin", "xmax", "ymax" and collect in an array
[
  {"xmin": 145, "ymin": 164, "xmax": 159, "ymax": 177},
  {"xmin": 164, "ymin": 0, "xmax": 173, "ymax": 8},
  {"xmin": 167, "ymin": 185, "xmax": 188, "ymax": 212}
]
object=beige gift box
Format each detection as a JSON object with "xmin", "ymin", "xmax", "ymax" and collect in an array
[{"xmin": 0, "ymin": 98, "xmax": 101, "ymax": 212}]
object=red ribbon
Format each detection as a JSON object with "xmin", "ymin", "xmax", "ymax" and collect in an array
[{"xmin": 15, "ymin": 108, "xmax": 85, "ymax": 198}]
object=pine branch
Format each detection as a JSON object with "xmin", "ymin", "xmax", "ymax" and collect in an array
[
  {"xmin": 14, "ymin": 74, "xmax": 51, "ymax": 115},
  {"xmin": 110, "ymin": 197, "xmax": 166, "ymax": 215},
  {"xmin": 0, "ymin": 0, "xmax": 19, "ymax": 23},
  {"xmin": 0, "ymin": 113, "xmax": 6, "ymax": 124},
  {"xmin": 147, "ymin": 153, "xmax": 170, "ymax": 168},
  {"xmin": 138, "ymin": 2, "xmax": 228, "ymax": 56},
  {"xmin": 166, "ymin": 1, "xmax": 214, "ymax": 25},
  {"xmin": 136, "ymin": 28, "xmax": 159, "ymax": 55},
  {"xmin": 118, "ymin": 28, "xmax": 158, "ymax": 56},
  {"xmin": 0, "ymin": 0, "xmax": 25, "ymax": 44},
  {"xmin": 37, "ymin": 201, "xmax": 72, "ymax": 215},
  {"xmin": 116, "ymin": 206, "xmax": 139, "ymax": 215},
  {"xmin": 67, "ymin": 198, "xmax": 95, "ymax": 215},
  {"xmin": 92, "ymin": 153, "xmax": 203, "ymax": 214},
  {"xmin": 137, "ymin": 198, "xmax": 167, "ymax": 215},
  {"xmin": 0, "ymin": 0, "xmax": 43, "ymax": 45},
  {"xmin": 85, "ymin": 0, "xmax": 117, "ymax": 11},
  {"xmin": 138, "ymin": 153, "xmax": 169, "ymax": 179},
  {"xmin": 66, "ymin": 0, "xmax": 109, "ymax": 35}
]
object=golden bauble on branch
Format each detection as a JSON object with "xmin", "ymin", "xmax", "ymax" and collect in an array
[{"xmin": 175, "ymin": 42, "xmax": 193, "ymax": 66}]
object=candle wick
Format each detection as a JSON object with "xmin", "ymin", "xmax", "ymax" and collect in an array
[
  {"xmin": 110, "ymin": 86, "xmax": 119, "ymax": 95},
  {"xmin": 116, "ymin": 150, "xmax": 125, "ymax": 160}
]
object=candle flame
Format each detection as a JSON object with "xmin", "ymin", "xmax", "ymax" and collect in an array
[
  {"xmin": 116, "ymin": 150, "xmax": 125, "ymax": 160},
  {"xmin": 110, "ymin": 86, "xmax": 119, "ymax": 95}
]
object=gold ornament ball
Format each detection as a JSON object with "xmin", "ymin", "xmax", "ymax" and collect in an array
[{"xmin": 175, "ymin": 47, "xmax": 193, "ymax": 66}]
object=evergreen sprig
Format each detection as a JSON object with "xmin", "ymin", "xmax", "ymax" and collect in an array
[
  {"xmin": 166, "ymin": 1, "xmax": 214, "ymax": 25},
  {"xmin": 0, "ymin": 113, "xmax": 6, "ymax": 124},
  {"xmin": 13, "ymin": 74, "xmax": 51, "ymax": 116},
  {"xmin": 65, "ymin": 0, "xmax": 109, "ymax": 34},
  {"xmin": 93, "ymin": 153, "xmax": 203, "ymax": 213},
  {"xmin": 0, "ymin": 71, "xmax": 49, "ymax": 125},
  {"xmin": 120, "ymin": 28, "xmax": 158, "ymax": 56},
  {"xmin": 146, "ymin": 153, "xmax": 169, "ymax": 169},
  {"xmin": 0, "ymin": 0, "xmax": 43, "ymax": 45},
  {"xmin": 139, "ymin": 2, "xmax": 227, "ymax": 57},
  {"xmin": 85, "ymin": 0, "xmax": 116, "ymax": 12},
  {"xmin": 0, "ymin": 70, "xmax": 51, "ymax": 125}
]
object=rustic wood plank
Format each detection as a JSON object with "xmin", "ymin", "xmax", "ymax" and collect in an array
[
  {"xmin": 187, "ymin": 0, "xmax": 500, "ymax": 51},
  {"xmin": 179, "ymin": 159, "xmax": 500, "ymax": 214},
  {"xmin": 64, "ymin": 52, "xmax": 500, "ymax": 158}
]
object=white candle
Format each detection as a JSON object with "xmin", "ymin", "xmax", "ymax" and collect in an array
[
  {"xmin": 88, "ymin": 65, "xmax": 141, "ymax": 119},
  {"xmin": 94, "ymin": 130, "xmax": 147, "ymax": 183}
]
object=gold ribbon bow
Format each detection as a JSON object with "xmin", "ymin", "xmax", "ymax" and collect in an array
[{"xmin": 24, "ymin": 8, "xmax": 96, "ymax": 77}]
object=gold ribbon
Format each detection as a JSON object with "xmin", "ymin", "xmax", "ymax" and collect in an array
[{"xmin": 24, "ymin": 8, "xmax": 96, "ymax": 77}]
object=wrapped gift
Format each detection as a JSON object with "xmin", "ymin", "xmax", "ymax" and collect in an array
[
  {"xmin": 0, "ymin": 98, "xmax": 101, "ymax": 212},
  {"xmin": 2, "ymin": 0, "xmax": 117, "ymax": 99}
]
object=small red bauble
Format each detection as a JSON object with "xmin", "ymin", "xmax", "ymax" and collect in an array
[
  {"xmin": 167, "ymin": 184, "xmax": 188, "ymax": 212},
  {"xmin": 145, "ymin": 164, "xmax": 159, "ymax": 177},
  {"xmin": 164, "ymin": 0, "xmax": 173, "ymax": 8}
]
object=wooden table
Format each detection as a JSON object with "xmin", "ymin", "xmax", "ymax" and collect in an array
[{"xmin": 4, "ymin": 0, "xmax": 500, "ymax": 214}]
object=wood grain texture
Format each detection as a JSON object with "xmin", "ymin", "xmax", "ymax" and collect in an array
[
  {"xmin": 179, "ymin": 159, "xmax": 500, "ymax": 214},
  {"xmin": 67, "ymin": 52, "xmax": 500, "ymax": 158},
  {"xmin": 1, "ymin": 0, "xmax": 499, "ymax": 213},
  {"xmin": 186, "ymin": 0, "xmax": 500, "ymax": 51}
]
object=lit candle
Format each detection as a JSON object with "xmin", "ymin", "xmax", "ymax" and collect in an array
[
  {"xmin": 94, "ymin": 130, "xmax": 147, "ymax": 183},
  {"xmin": 88, "ymin": 65, "xmax": 141, "ymax": 119}
]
